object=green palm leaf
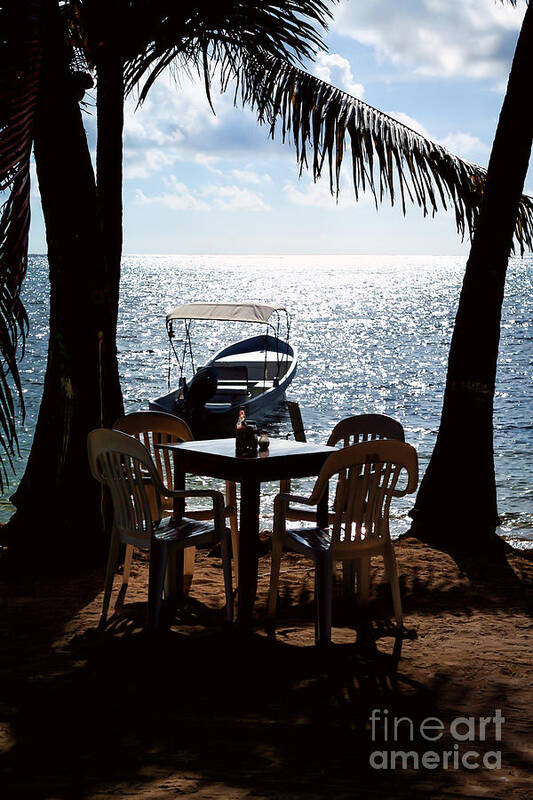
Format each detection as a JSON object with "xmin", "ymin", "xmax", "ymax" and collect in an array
[
  {"xmin": 235, "ymin": 55, "xmax": 533, "ymax": 253},
  {"xmin": 119, "ymin": 0, "xmax": 333, "ymax": 102},
  {"xmin": 121, "ymin": 2, "xmax": 532, "ymax": 253},
  {"xmin": 0, "ymin": 0, "xmax": 43, "ymax": 488}
]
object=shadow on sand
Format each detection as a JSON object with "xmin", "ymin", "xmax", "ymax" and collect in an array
[{"xmin": 0, "ymin": 572, "xmax": 531, "ymax": 799}]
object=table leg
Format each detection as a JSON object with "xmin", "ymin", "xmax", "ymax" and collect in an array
[
  {"xmin": 172, "ymin": 454, "xmax": 186, "ymax": 519},
  {"xmin": 238, "ymin": 479, "xmax": 261, "ymax": 630},
  {"xmin": 172, "ymin": 457, "xmax": 186, "ymax": 597}
]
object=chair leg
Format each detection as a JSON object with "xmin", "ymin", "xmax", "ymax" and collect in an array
[
  {"xmin": 164, "ymin": 548, "xmax": 179, "ymax": 616},
  {"xmin": 183, "ymin": 547, "xmax": 195, "ymax": 595},
  {"xmin": 313, "ymin": 569, "xmax": 320, "ymax": 644},
  {"xmin": 316, "ymin": 552, "xmax": 333, "ymax": 646},
  {"xmin": 226, "ymin": 481, "xmax": 239, "ymax": 588},
  {"xmin": 220, "ymin": 533, "xmax": 234, "ymax": 623},
  {"xmin": 267, "ymin": 536, "xmax": 283, "ymax": 621},
  {"xmin": 356, "ymin": 556, "xmax": 371, "ymax": 608},
  {"xmin": 147, "ymin": 541, "xmax": 169, "ymax": 632},
  {"xmin": 99, "ymin": 531, "xmax": 121, "ymax": 629},
  {"xmin": 383, "ymin": 553, "xmax": 390, "ymax": 582},
  {"xmin": 342, "ymin": 559, "xmax": 356, "ymax": 598},
  {"xmin": 115, "ymin": 544, "xmax": 133, "ymax": 610},
  {"xmin": 384, "ymin": 544, "xmax": 403, "ymax": 628}
]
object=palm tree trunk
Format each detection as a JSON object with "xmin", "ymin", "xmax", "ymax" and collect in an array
[
  {"xmin": 96, "ymin": 17, "xmax": 124, "ymax": 365},
  {"xmin": 3, "ymin": 1, "xmax": 123, "ymax": 569},
  {"xmin": 410, "ymin": 3, "xmax": 533, "ymax": 553}
]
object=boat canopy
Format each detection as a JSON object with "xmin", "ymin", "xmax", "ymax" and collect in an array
[{"xmin": 166, "ymin": 302, "xmax": 287, "ymax": 326}]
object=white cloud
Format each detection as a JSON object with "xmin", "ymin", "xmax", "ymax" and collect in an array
[
  {"xmin": 122, "ymin": 73, "xmax": 283, "ymax": 181},
  {"xmin": 230, "ymin": 169, "xmax": 272, "ymax": 185},
  {"xmin": 387, "ymin": 111, "xmax": 433, "ymax": 139},
  {"xmin": 314, "ymin": 52, "xmax": 365, "ymax": 98},
  {"xmin": 123, "ymin": 78, "xmax": 217, "ymax": 179},
  {"xmin": 135, "ymin": 175, "xmax": 270, "ymax": 213},
  {"xmin": 135, "ymin": 177, "xmax": 209, "ymax": 211},
  {"xmin": 200, "ymin": 184, "xmax": 270, "ymax": 211},
  {"xmin": 120, "ymin": 56, "xmax": 364, "ymax": 187},
  {"xmin": 439, "ymin": 131, "xmax": 489, "ymax": 159},
  {"xmin": 283, "ymin": 177, "xmax": 368, "ymax": 208},
  {"xmin": 388, "ymin": 111, "xmax": 489, "ymax": 160},
  {"xmin": 193, "ymin": 153, "xmax": 223, "ymax": 174},
  {"xmin": 333, "ymin": 0, "xmax": 526, "ymax": 84}
]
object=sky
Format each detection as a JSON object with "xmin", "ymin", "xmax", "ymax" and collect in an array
[{"xmin": 29, "ymin": 0, "xmax": 532, "ymax": 256}]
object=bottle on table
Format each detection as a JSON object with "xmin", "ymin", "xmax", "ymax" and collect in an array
[
  {"xmin": 235, "ymin": 408, "xmax": 248, "ymax": 456},
  {"xmin": 258, "ymin": 431, "xmax": 270, "ymax": 452},
  {"xmin": 235, "ymin": 408, "xmax": 258, "ymax": 457}
]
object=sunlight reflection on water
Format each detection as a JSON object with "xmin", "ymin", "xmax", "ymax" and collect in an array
[{"xmin": 2, "ymin": 254, "xmax": 531, "ymax": 548}]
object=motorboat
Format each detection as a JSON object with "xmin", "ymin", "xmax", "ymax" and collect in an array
[{"xmin": 150, "ymin": 302, "xmax": 298, "ymax": 437}]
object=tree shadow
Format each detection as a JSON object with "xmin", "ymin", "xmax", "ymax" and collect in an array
[
  {"xmin": 272, "ymin": 553, "xmax": 532, "ymax": 631},
  {"xmin": 0, "ymin": 602, "xmax": 529, "ymax": 799},
  {"xmin": 1, "ymin": 540, "xmax": 532, "ymax": 798},
  {"xmin": 399, "ymin": 537, "xmax": 533, "ymax": 617},
  {"xmin": 0, "ymin": 564, "xmax": 107, "ymax": 678},
  {"xmin": 401, "ymin": 524, "xmax": 532, "ymax": 589},
  {"xmin": 0, "ymin": 621, "xmax": 416, "ymax": 798}
]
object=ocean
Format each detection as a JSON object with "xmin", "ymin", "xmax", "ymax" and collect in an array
[{"xmin": 2, "ymin": 254, "xmax": 531, "ymax": 547}]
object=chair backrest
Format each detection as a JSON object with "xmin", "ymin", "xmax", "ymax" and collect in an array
[
  {"xmin": 88, "ymin": 428, "xmax": 164, "ymax": 545},
  {"xmin": 327, "ymin": 414, "xmax": 405, "ymax": 447},
  {"xmin": 308, "ymin": 440, "xmax": 418, "ymax": 550},
  {"xmin": 113, "ymin": 411, "xmax": 193, "ymax": 494}
]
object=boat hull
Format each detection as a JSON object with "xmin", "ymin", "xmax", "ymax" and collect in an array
[{"xmin": 150, "ymin": 334, "xmax": 297, "ymax": 438}]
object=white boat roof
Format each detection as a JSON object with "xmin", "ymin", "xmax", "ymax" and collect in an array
[{"xmin": 166, "ymin": 302, "xmax": 287, "ymax": 325}]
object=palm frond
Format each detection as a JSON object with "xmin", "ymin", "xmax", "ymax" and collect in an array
[
  {"xmin": 235, "ymin": 55, "xmax": 533, "ymax": 253},
  {"xmin": 120, "ymin": 0, "xmax": 333, "ymax": 101},
  {"xmin": 117, "ymin": 0, "xmax": 532, "ymax": 253},
  {"xmin": 60, "ymin": 0, "xmax": 95, "ymax": 97},
  {"xmin": 0, "ymin": 0, "xmax": 43, "ymax": 487}
]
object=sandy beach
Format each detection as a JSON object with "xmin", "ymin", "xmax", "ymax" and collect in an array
[
  {"xmin": 0, "ymin": 535, "xmax": 532, "ymax": 799},
  {"xmin": 1, "ymin": 3, "xmax": 532, "ymax": 800}
]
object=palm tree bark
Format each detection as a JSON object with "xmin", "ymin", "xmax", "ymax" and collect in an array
[
  {"xmin": 3, "ymin": 1, "xmax": 123, "ymax": 568},
  {"xmin": 410, "ymin": 2, "xmax": 533, "ymax": 553},
  {"xmin": 96, "ymin": 10, "xmax": 124, "ymax": 371}
]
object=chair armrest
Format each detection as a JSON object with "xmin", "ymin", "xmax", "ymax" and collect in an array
[
  {"xmin": 274, "ymin": 492, "xmax": 315, "ymax": 534},
  {"xmin": 275, "ymin": 492, "xmax": 315, "ymax": 507},
  {"xmin": 162, "ymin": 487, "xmax": 221, "ymax": 500},
  {"xmin": 161, "ymin": 487, "xmax": 225, "ymax": 513}
]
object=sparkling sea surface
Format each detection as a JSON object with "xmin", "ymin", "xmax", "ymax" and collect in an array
[{"xmin": 2, "ymin": 254, "xmax": 532, "ymax": 548}]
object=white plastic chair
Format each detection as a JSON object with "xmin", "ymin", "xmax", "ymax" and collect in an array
[
  {"xmin": 268, "ymin": 439, "xmax": 418, "ymax": 644},
  {"xmin": 282, "ymin": 414, "xmax": 405, "ymax": 599},
  {"xmin": 88, "ymin": 428, "xmax": 233, "ymax": 630},
  {"xmin": 282, "ymin": 414, "xmax": 405, "ymax": 522},
  {"xmin": 113, "ymin": 411, "xmax": 239, "ymax": 587}
]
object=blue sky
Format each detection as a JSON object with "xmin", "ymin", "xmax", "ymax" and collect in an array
[{"xmin": 29, "ymin": 0, "xmax": 531, "ymax": 255}]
